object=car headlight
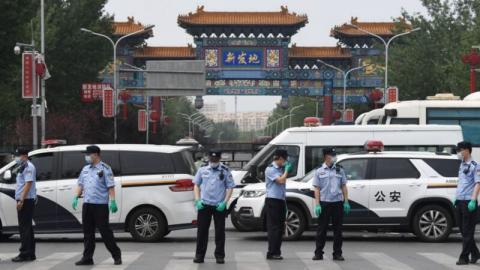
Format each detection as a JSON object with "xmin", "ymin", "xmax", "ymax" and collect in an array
[{"xmin": 242, "ymin": 190, "xmax": 266, "ymax": 198}]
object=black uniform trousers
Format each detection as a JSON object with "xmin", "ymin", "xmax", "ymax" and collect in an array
[
  {"xmin": 315, "ymin": 201, "xmax": 344, "ymax": 257},
  {"xmin": 456, "ymin": 200, "xmax": 480, "ymax": 260},
  {"xmin": 82, "ymin": 203, "xmax": 121, "ymax": 260},
  {"xmin": 266, "ymin": 198, "xmax": 286, "ymax": 257},
  {"xmin": 17, "ymin": 199, "xmax": 36, "ymax": 258},
  {"xmin": 195, "ymin": 205, "xmax": 226, "ymax": 259}
]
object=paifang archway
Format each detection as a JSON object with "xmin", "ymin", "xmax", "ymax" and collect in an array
[{"xmin": 98, "ymin": 7, "xmax": 407, "ymax": 125}]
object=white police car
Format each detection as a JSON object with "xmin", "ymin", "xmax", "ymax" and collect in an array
[
  {"xmin": 233, "ymin": 140, "xmax": 461, "ymax": 242},
  {"xmin": 0, "ymin": 144, "xmax": 198, "ymax": 242}
]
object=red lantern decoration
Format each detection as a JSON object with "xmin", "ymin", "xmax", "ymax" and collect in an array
[
  {"xmin": 119, "ymin": 91, "xmax": 131, "ymax": 119},
  {"xmin": 333, "ymin": 111, "xmax": 342, "ymax": 121},
  {"xmin": 150, "ymin": 111, "xmax": 160, "ymax": 134}
]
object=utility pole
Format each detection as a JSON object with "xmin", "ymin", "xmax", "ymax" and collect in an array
[{"xmin": 40, "ymin": 0, "xmax": 46, "ymax": 144}]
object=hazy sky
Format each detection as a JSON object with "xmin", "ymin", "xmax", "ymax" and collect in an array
[{"xmin": 105, "ymin": 0, "xmax": 426, "ymax": 112}]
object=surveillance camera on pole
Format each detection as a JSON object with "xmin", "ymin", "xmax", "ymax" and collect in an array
[{"xmin": 14, "ymin": 46, "xmax": 21, "ymax": 55}]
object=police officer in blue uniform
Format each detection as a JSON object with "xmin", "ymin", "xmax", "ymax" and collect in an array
[
  {"xmin": 72, "ymin": 145, "xmax": 121, "ymax": 266},
  {"xmin": 193, "ymin": 150, "xmax": 235, "ymax": 264},
  {"xmin": 454, "ymin": 141, "xmax": 480, "ymax": 265},
  {"xmin": 312, "ymin": 147, "xmax": 350, "ymax": 261},
  {"xmin": 265, "ymin": 149, "xmax": 293, "ymax": 260},
  {"xmin": 12, "ymin": 148, "xmax": 37, "ymax": 262}
]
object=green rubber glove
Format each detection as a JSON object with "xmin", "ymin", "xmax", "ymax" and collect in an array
[
  {"xmin": 216, "ymin": 201, "xmax": 226, "ymax": 212},
  {"xmin": 315, "ymin": 204, "xmax": 322, "ymax": 217},
  {"xmin": 468, "ymin": 200, "xmax": 477, "ymax": 212},
  {"xmin": 343, "ymin": 201, "xmax": 351, "ymax": 215},
  {"xmin": 72, "ymin": 196, "xmax": 79, "ymax": 210},
  {"xmin": 284, "ymin": 162, "xmax": 293, "ymax": 173},
  {"xmin": 109, "ymin": 199, "xmax": 118, "ymax": 213},
  {"xmin": 195, "ymin": 199, "xmax": 204, "ymax": 210}
]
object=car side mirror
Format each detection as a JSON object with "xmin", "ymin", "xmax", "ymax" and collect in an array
[{"xmin": 3, "ymin": 170, "xmax": 12, "ymax": 181}]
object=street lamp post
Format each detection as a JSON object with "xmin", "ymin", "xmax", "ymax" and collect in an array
[
  {"xmin": 317, "ymin": 59, "xmax": 369, "ymax": 114},
  {"xmin": 81, "ymin": 25, "xmax": 154, "ymax": 143},
  {"xmin": 178, "ymin": 112, "xmax": 201, "ymax": 137},
  {"xmin": 349, "ymin": 24, "xmax": 420, "ymax": 94},
  {"xmin": 288, "ymin": 104, "xmax": 304, "ymax": 127}
]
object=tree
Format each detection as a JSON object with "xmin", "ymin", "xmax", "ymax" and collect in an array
[{"xmin": 389, "ymin": 0, "xmax": 480, "ymax": 99}]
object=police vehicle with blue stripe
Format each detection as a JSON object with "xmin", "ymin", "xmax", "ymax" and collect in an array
[{"xmin": 233, "ymin": 140, "xmax": 462, "ymax": 242}]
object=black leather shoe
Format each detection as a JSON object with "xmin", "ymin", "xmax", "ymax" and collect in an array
[
  {"xmin": 216, "ymin": 257, "xmax": 225, "ymax": 264},
  {"xmin": 75, "ymin": 258, "xmax": 94, "ymax": 266},
  {"xmin": 114, "ymin": 258, "xmax": 122, "ymax": 265},
  {"xmin": 193, "ymin": 257, "xmax": 204, "ymax": 263},
  {"xmin": 266, "ymin": 255, "xmax": 283, "ymax": 260},
  {"xmin": 456, "ymin": 258, "xmax": 469, "ymax": 265},
  {"xmin": 11, "ymin": 255, "xmax": 35, "ymax": 262},
  {"xmin": 312, "ymin": 255, "xmax": 323, "ymax": 260},
  {"xmin": 471, "ymin": 254, "xmax": 480, "ymax": 264},
  {"xmin": 333, "ymin": 255, "xmax": 345, "ymax": 261}
]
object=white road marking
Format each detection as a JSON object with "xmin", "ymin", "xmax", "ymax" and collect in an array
[
  {"xmin": 418, "ymin": 252, "xmax": 479, "ymax": 269},
  {"xmin": 296, "ymin": 252, "xmax": 342, "ymax": 270},
  {"xmin": 162, "ymin": 252, "xmax": 198, "ymax": 270},
  {"xmin": 15, "ymin": 252, "xmax": 79, "ymax": 270},
  {"xmin": 358, "ymin": 252, "xmax": 415, "ymax": 270},
  {"xmin": 91, "ymin": 252, "xmax": 142, "ymax": 270},
  {"xmin": 235, "ymin": 251, "xmax": 269, "ymax": 270}
]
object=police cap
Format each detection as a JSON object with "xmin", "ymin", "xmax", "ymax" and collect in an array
[
  {"xmin": 209, "ymin": 150, "xmax": 222, "ymax": 158},
  {"xmin": 322, "ymin": 147, "xmax": 337, "ymax": 156},
  {"xmin": 83, "ymin": 145, "xmax": 101, "ymax": 154},
  {"xmin": 273, "ymin": 149, "xmax": 288, "ymax": 160},
  {"xmin": 13, "ymin": 148, "xmax": 29, "ymax": 157},
  {"xmin": 457, "ymin": 141, "xmax": 472, "ymax": 153}
]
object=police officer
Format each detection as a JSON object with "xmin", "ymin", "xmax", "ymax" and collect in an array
[
  {"xmin": 11, "ymin": 148, "xmax": 37, "ymax": 262},
  {"xmin": 312, "ymin": 147, "xmax": 350, "ymax": 261},
  {"xmin": 193, "ymin": 150, "xmax": 235, "ymax": 264},
  {"xmin": 72, "ymin": 145, "xmax": 122, "ymax": 266},
  {"xmin": 454, "ymin": 141, "xmax": 480, "ymax": 265},
  {"xmin": 265, "ymin": 149, "xmax": 293, "ymax": 260}
]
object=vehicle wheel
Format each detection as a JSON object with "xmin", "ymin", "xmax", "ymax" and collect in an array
[
  {"xmin": 283, "ymin": 204, "xmax": 306, "ymax": 241},
  {"xmin": 0, "ymin": 233, "xmax": 13, "ymax": 242},
  {"xmin": 412, "ymin": 204, "xmax": 452, "ymax": 242},
  {"xmin": 231, "ymin": 214, "xmax": 256, "ymax": 232},
  {"xmin": 128, "ymin": 207, "xmax": 167, "ymax": 242}
]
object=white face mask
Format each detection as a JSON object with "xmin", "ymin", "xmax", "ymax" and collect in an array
[
  {"xmin": 210, "ymin": 162, "xmax": 220, "ymax": 168},
  {"xmin": 85, "ymin": 155, "xmax": 93, "ymax": 164},
  {"xmin": 14, "ymin": 157, "xmax": 22, "ymax": 164},
  {"xmin": 457, "ymin": 152, "xmax": 464, "ymax": 160},
  {"xmin": 331, "ymin": 156, "xmax": 338, "ymax": 164}
]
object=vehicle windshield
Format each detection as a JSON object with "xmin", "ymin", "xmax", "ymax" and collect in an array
[
  {"xmin": 242, "ymin": 144, "xmax": 274, "ymax": 170},
  {"xmin": 298, "ymin": 168, "xmax": 317, "ymax": 182}
]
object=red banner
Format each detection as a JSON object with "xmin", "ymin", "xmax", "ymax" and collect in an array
[
  {"xmin": 81, "ymin": 83, "xmax": 112, "ymax": 103},
  {"xmin": 103, "ymin": 89, "xmax": 114, "ymax": 118},
  {"xmin": 138, "ymin": 110, "xmax": 147, "ymax": 132},
  {"xmin": 343, "ymin": 109, "xmax": 354, "ymax": 122},
  {"xmin": 22, "ymin": 52, "xmax": 39, "ymax": 99},
  {"xmin": 386, "ymin": 87, "xmax": 399, "ymax": 103}
]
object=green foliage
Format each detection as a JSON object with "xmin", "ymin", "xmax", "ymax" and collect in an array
[{"xmin": 389, "ymin": 0, "xmax": 479, "ymax": 99}]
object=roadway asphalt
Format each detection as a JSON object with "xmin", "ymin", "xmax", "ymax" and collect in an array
[{"xmin": 0, "ymin": 222, "xmax": 477, "ymax": 270}]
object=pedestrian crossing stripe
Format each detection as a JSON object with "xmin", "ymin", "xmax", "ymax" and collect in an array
[{"xmin": 0, "ymin": 250, "xmax": 477, "ymax": 269}]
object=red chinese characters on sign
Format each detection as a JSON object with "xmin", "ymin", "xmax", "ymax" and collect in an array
[
  {"xmin": 22, "ymin": 52, "xmax": 39, "ymax": 99},
  {"xmin": 81, "ymin": 83, "xmax": 112, "ymax": 103},
  {"xmin": 103, "ymin": 89, "xmax": 114, "ymax": 118},
  {"xmin": 386, "ymin": 87, "xmax": 399, "ymax": 103},
  {"xmin": 138, "ymin": 110, "xmax": 147, "ymax": 132},
  {"xmin": 343, "ymin": 109, "xmax": 354, "ymax": 122}
]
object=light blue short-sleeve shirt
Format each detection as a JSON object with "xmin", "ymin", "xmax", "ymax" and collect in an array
[
  {"xmin": 15, "ymin": 161, "xmax": 36, "ymax": 200},
  {"xmin": 78, "ymin": 161, "xmax": 115, "ymax": 204},
  {"xmin": 265, "ymin": 162, "xmax": 286, "ymax": 200},
  {"xmin": 193, "ymin": 163, "xmax": 235, "ymax": 206},
  {"xmin": 312, "ymin": 163, "xmax": 347, "ymax": 202},
  {"xmin": 456, "ymin": 159, "xmax": 480, "ymax": 200}
]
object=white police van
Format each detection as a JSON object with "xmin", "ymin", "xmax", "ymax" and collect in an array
[
  {"xmin": 0, "ymin": 144, "xmax": 197, "ymax": 242},
  {"xmin": 233, "ymin": 141, "xmax": 461, "ymax": 242}
]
